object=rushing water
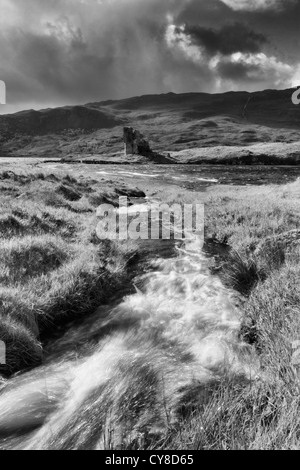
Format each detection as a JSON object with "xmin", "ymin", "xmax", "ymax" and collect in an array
[
  {"xmin": 0, "ymin": 209, "xmax": 259, "ymax": 449},
  {"xmin": 2, "ymin": 163, "xmax": 294, "ymax": 449}
]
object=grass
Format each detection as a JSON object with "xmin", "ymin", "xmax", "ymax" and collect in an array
[
  {"xmin": 2, "ymin": 168, "xmax": 300, "ymax": 449},
  {"xmin": 161, "ymin": 180, "xmax": 300, "ymax": 450},
  {"xmin": 0, "ymin": 169, "xmax": 141, "ymax": 375},
  {"xmin": 89, "ymin": 180, "xmax": 300, "ymax": 451},
  {"xmin": 204, "ymin": 181, "xmax": 300, "ymax": 250},
  {"xmin": 94, "ymin": 180, "xmax": 300, "ymax": 450},
  {"xmin": 38, "ymin": 180, "xmax": 300, "ymax": 450},
  {"xmin": 162, "ymin": 251, "xmax": 300, "ymax": 450}
]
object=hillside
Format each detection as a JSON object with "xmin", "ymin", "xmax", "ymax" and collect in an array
[{"xmin": 0, "ymin": 88, "xmax": 300, "ymax": 162}]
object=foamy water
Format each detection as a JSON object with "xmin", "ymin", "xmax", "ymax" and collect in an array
[
  {"xmin": 97, "ymin": 170, "xmax": 160, "ymax": 178},
  {"xmin": 0, "ymin": 232, "xmax": 259, "ymax": 450}
]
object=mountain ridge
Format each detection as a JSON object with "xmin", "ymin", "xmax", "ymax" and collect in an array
[{"xmin": 0, "ymin": 87, "xmax": 299, "ymax": 161}]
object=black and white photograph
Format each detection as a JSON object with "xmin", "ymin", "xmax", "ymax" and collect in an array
[{"xmin": 0, "ymin": 0, "xmax": 300, "ymax": 454}]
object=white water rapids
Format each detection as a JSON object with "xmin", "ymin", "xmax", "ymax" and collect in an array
[{"xmin": 0, "ymin": 226, "xmax": 259, "ymax": 449}]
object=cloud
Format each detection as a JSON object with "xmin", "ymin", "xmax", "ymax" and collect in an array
[
  {"xmin": 165, "ymin": 21, "xmax": 298, "ymax": 92},
  {"xmin": 0, "ymin": 0, "xmax": 298, "ymax": 112},
  {"xmin": 219, "ymin": 0, "xmax": 295, "ymax": 11},
  {"xmin": 213, "ymin": 52, "xmax": 294, "ymax": 86},
  {"xmin": 165, "ymin": 25, "xmax": 205, "ymax": 65},
  {"xmin": 182, "ymin": 23, "xmax": 266, "ymax": 56},
  {"xmin": 0, "ymin": 0, "xmax": 180, "ymax": 111}
]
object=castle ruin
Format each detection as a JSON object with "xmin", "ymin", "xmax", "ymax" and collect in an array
[
  {"xmin": 123, "ymin": 126, "xmax": 175, "ymax": 164},
  {"xmin": 123, "ymin": 127, "xmax": 152, "ymax": 156}
]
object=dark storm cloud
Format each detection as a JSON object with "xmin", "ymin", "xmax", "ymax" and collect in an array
[
  {"xmin": 181, "ymin": 23, "xmax": 267, "ymax": 56},
  {"xmin": 0, "ymin": 0, "xmax": 182, "ymax": 112},
  {"xmin": 177, "ymin": 0, "xmax": 300, "ymax": 62},
  {"xmin": 170, "ymin": 0, "xmax": 300, "ymax": 89},
  {"xmin": 0, "ymin": 0, "xmax": 299, "ymax": 113},
  {"xmin": 216, "ymin": 61, "xmax": 248, "ymax": 79}
]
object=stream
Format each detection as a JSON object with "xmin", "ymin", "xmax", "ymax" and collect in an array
[
  {"xmin": 0, "ymin": 198, "xmax": 260, "ymax": 449},
  {"xmin": 3, "ymin": 163, "xmax": 295, "ymax": 449}
]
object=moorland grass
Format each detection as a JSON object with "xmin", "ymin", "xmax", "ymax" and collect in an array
[
  {"xmin": 66, "ymin": 179, "xmax": 300, "ymax": 451},
  {"xmin": 0, "ymin": 170, "xmax": 139, "ymax": 375},
  {"xmin": 106, "ymin": 180, "xmax": 300, "ymax": 450},
  {"xmin": 2, "ymin": 168, "xmax": 300, "ymax": 449},
  {"xmin": 160, "ymin": 181, "xmax": 300, "ymax": 449}
]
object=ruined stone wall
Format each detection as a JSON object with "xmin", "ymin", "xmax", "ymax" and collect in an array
[
  {"xmin": 123, "ymin": 127, "xmax": 151, "ymax": 156},
  {"xmin": 123, "ymin": 126, "xmax": 175, "ymax": 163}
]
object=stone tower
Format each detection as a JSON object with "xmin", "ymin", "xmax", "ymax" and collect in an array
[{"xmin": 123, "ymin": 127, "xmax": 151, "ymax": 156}]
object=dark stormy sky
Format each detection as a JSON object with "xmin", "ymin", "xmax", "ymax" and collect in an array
[{"xmin": 0, "ymin": 0, "xmax": 299, "ymax": 113}]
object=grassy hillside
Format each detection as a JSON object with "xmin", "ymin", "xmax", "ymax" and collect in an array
[
  {"xmin": 0, "ymin": 88, "xmax": 300, "ymax": 161},
  {"xmin": 171, "ymin": 141, "xmax": 300, "ymax": 164}
]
